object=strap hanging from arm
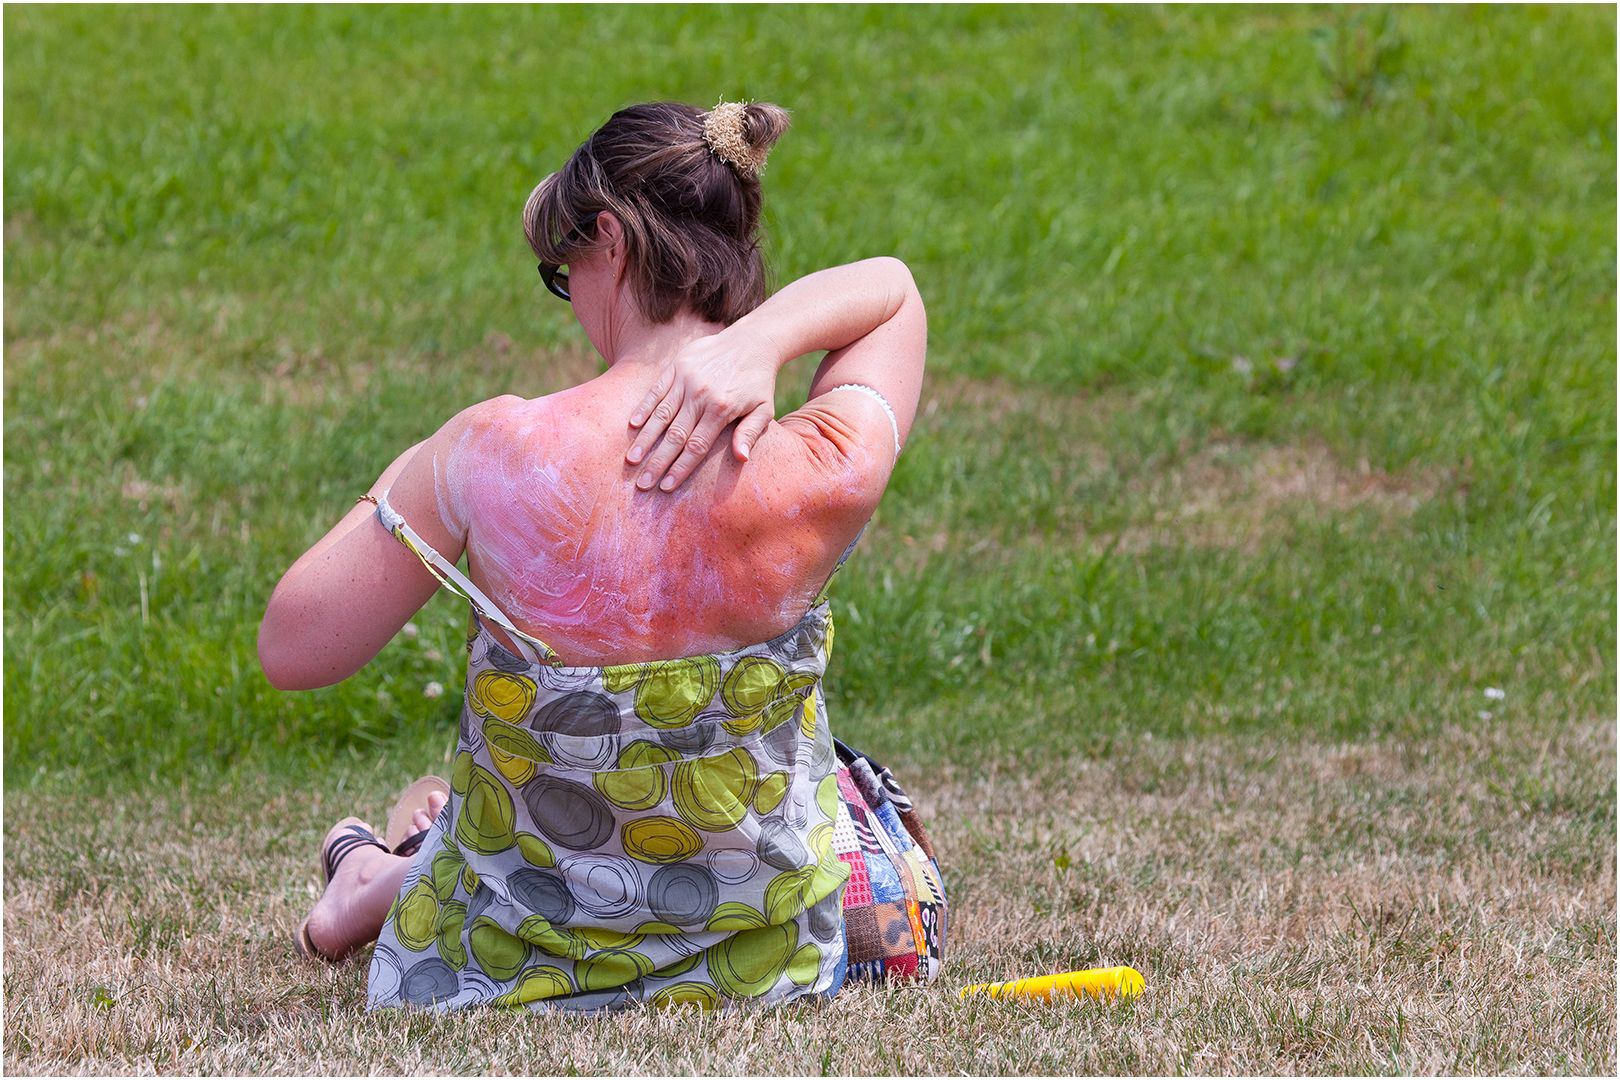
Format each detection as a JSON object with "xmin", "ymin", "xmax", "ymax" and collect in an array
[{"xmin": 361, "ymin": 492, "xmax": 561, "ymax": 666}]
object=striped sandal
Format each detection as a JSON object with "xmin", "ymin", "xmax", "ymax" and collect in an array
[{"xmin": 295, "ymin": 818, "xmax": 390, "ymax": 962}]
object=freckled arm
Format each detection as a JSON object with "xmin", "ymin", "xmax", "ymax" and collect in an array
[{"xmin": 258, "ymin": 407, "xmax": 486, "ymax": 691}]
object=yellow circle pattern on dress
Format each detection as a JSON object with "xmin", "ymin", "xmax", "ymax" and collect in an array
[
  {"xmin": 622, "ymin": 815, "xmax": 704, "ymax": 864},
  {"xmin": 787, "ymin": 942, "xmax": 822, "ymax": 986},
  {"xmin": 672, "ymin": 748, "xmax": 759, "ymax": 832},
  {"xmin": 468, "ymin": 670, "xmax": 538, "ymax": 722},
  {"xmin": 815, "ymin": 772, "xmax": 839, "ymax": 821},
  {"xmin": 451, "ymin": 749, "xmax": 474, "ymax": 797},
  {"xmin": 633, "ymin": 656, "xmax": 720, "ymax": 728},
  {"xmin": 807, "ymin": 821, "xmax": 834, "ymax": 862}
]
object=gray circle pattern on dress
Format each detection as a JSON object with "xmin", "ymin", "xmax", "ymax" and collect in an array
[
  {"xmin": 560, "ymin": 853, "xmax": 644, "ymax": 921},
  {"xmin": 402, "ymin": 958, "xmax": 461, "ymax": 1004},
  {"xmin": 465, "ymin": 880, "xmax": 497, "ymax": 924},
  {"xmin": 368, "ymin": 945, "xmax": 403, "ymax": 1004},
  {"xmin": 523, "ymin": 775, "xmax": 616, "ymax": 851},
  {"xmin": 541, "ymin": 731, "xmax": 617, "ymax": 771},
  {"xmin": 532, "ymin": 693, "xmax": 619, "ymax": 737},
  {"xmin": 648, "ymin": 863, "xmax": 720, "ymax": 926},
  {"xmin": 756, "ymin": 818, "xmax": 810, "ymax": 870},
  {"xmin": 486, "ymin": 641, "xmax": 534, "ymax": 674},
  {"xmin": 658, "ymin": 718, "xmax": 718, "ymax": 756},
  {"xmin": 508, "ymin": 868, "xmax": 575, "ymax": 924},
  {"xmin": 760, "ymin": 721, "xmax": 800, "ymax": 767},
  {"xmin": 807, "ymin": 888, "xmax": 842, "ymax": 943},
  {"xmin": 705, "ymin": 846, "xmax": 760, "ymax": 885}
]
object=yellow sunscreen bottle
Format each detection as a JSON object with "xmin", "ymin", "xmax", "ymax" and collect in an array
[{"xmin": 958, "ymin": 966, "xmax": 1145, "ymax": 1003}]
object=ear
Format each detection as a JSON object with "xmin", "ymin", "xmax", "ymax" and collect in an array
[{"xmin": 595, "ymin": 211, "xmax": 627, "ymax": 264}]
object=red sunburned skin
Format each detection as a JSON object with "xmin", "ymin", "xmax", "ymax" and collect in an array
[{"xmin": 429, "ymin": 390, "xmax": 873, "ymax": 665}]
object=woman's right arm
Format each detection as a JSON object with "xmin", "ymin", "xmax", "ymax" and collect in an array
[{"xmin": 627, "ymin": 257, "xmax": 927, "ymax": 491}]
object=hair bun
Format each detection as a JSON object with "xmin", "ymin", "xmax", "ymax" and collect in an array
[{"xmin": 703, "ymin": 100, "xmax": 790, "ymax": 178}]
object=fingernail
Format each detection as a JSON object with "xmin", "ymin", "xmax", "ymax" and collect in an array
[
  {"xmin": 628, "ymin": 447, "xmax": 643, "ymax": 464},
  {"xmin": 660, "ymin": 476, "xmax": 675, "ymax": 491},
  {"xmin": 630, "ymin": 413, "xmax": 644, "ymax": 427},
  {"xmin": 637, "ymin": 473, "xmax": 653, "ymax": 489}
]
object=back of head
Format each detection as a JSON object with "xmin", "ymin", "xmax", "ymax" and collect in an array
[{"xmin": 524, "ymin": 100, "xmax": 791, "ymax": 325}]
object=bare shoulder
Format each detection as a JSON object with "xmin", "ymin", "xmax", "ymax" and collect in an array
[{"xmin": 745, "ymin": 401, "xmax": 897, "ymax": 524}]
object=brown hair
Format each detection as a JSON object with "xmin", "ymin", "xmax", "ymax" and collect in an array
[{"xmin": 523, "ymin": 100, "xmax": 791, "ymax": 325}]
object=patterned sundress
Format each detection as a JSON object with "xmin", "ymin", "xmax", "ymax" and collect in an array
[{"xmin": 362, "ymin": 494, "xmax": 942, "ymax": 1013}]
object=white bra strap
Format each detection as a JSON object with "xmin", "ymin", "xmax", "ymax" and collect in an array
[
  {"xmin": 369, "ymin": 492, "xmax": 559, "ymax": 666},
  {"xmin": 822, "ymin": 383, "xmax": 903, "ymax": 456}
]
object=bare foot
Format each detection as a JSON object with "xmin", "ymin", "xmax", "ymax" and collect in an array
[{"xmin": 302, "ymin": 818, "xmax": 403, "ymax": 961}]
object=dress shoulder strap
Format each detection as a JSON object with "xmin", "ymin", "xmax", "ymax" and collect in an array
[{"xmin": 365, "ymin": 493, "xmax": 561, "ymax": 666}]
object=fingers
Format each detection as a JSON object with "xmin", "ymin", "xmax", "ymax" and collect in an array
[
  {"xmin": 629, "ymin": 366, "xmax": 674, "ymax": 430},
  {"xmin": 732, "ymin": 403, "xmax": 772, "ymax": 462},
  {"xmin": 627, "ymin": 380, "xmax": 684, "ymax": 466},
  {"xmin": 659, "ymin": 412, "xmax": 731, "ymax": 492},
  {"xmin": 636, "ymin": 397, "xmax": 701, "ymax": 490}
]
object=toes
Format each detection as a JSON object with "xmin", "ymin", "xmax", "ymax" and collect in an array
[{"xmin": 426, "ymin": 790, "xmax": 448, "ymax": 817}]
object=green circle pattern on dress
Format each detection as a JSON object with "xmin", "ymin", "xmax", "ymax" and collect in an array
[
  {"xmin": 593, "ymin": 740, "xmax": 676, "ymax": 810},
  {"xmin": 455, "ymin": 762, "xmax": 517, "ymax": 855},
  {"xmin": 436, "ymin": 899, "xmax": 468, "ymax": 970},
  {"xmin": 633, "ymin": 656, "xmax": 720, "ymax": 728},
  {"xmin": 706, "ymin": 920, "xmax": 799, "ymax": 999},
  {"xmin": 494, "ymin": 964, "xmax": 575, "ymax": 1007},
  {"xmin": 721, "ymin": 655, "xmax": 785, "ymax": 717},
  {"xmin": 650, "ymin": 981, "xmax": 721, "ymax": 1010},
  {"xmin": 469, "ymin": 915, "xmax": 530, "ymax": 981},
  {"xmin": 672, "ymin": 748, "xmax": 758, "ymax": 832},
  {"xmin": 394, "ymin": 878, "xmax": 440, "ymax": 953}
]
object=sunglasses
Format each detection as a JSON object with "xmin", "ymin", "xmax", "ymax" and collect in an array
[{"xmin": 537, "ymin": 213, "xmax": 600, "ymax": 302}]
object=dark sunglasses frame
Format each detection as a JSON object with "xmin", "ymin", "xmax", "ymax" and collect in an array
[{"xmin": 537, "ymin": 213, "xmax": 600, "ymax": 302}]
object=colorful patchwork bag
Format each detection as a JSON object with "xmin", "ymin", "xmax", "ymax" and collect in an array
[{"xmin": 830, "ymin": 739, "xmax": 948, "ymax": 982}]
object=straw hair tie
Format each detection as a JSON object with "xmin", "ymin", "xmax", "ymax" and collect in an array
[{"xmin": 703, "ymin": 100, "xmax": 769, "ymax": 177}]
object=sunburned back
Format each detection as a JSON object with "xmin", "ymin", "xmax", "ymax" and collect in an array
[{"xmin": 437, "ymin": 383, "xmax": 883, "ymax": 665}]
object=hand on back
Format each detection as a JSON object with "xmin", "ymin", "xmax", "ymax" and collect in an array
[{"xmin": 626, "ymin": 323, "xmax": 783, "ymax": 492}]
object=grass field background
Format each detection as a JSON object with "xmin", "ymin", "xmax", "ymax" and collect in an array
[{"xmin": 4, "ymin": 4, "xmax": 1614, "ymax": 1074}]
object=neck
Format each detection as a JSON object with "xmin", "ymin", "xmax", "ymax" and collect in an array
[{"xmin": 600, "ymin": 309, "xmax": 727, "ymax": 376}]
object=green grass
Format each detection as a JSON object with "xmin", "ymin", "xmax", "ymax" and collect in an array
[{"xmin": 3, "ymin": 4, "xmax": 1614, "ymax": 1074}]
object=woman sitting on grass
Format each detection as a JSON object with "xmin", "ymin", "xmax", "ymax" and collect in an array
[{"xmin": 258, "ymin": 100, "xmax": 942, "ymax": 1011}]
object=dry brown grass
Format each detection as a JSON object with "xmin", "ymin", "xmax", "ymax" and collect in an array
[
  {"xmin": 1114, "ymin": 439, "xmax": 1447, "ymax": 554},
  {"xmin": 4, "ymin": 718, "xmax": 1612, "ymax": 1075}
]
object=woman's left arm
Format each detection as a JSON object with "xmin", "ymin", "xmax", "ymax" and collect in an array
[{"xmin": 258, "ymin": 406, "xmax": 485, "ymax": 690}]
